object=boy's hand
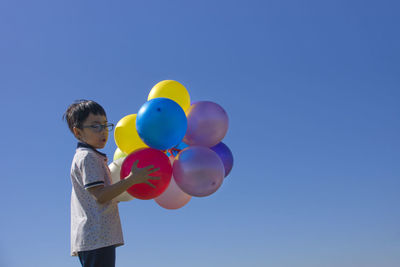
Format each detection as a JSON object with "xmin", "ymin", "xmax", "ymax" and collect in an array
[{"xmin": 130, "ymin": 160, "xmax": 161, "ymax": 188}]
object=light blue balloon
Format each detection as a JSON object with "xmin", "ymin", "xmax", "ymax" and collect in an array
[
  {"xmin": 136, "ymin": 98, "xmax": 187, "ymax": 150},
  {"xmin": 166, "ymin": 141, "xmax": 189, "ymax": 157}
]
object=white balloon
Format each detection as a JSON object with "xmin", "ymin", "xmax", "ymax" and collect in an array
[{"xmin": 108, "ymin": 157, "xmax": 135, "ymax": 202}]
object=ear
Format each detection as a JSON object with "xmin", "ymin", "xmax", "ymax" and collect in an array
[{"xmin": 73, "ymin": 127, "xmax": 82, "ymax": 139}]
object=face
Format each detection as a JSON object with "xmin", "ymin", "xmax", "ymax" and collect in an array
[{"xmin": 73, "ymin": 113, "xmax": 109, "ymax": 149}]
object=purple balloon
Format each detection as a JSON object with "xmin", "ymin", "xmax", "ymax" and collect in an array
[
  {"xmin": 173, "ymin": 146, "xmax": 224, "ymax": 197},
  {"xmin": 183, "ymin": 101, "xmax": 229, "ymax": 147},
  {"xmin": 210, "ymin": 142, "xmax": 234, "ymax": 177}
]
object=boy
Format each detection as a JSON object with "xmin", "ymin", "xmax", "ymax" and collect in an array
[{"xmin": 63, "ymin": 100, "xmax": 159, "ymax": 267}]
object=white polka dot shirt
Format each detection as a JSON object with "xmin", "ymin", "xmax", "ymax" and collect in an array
[{"xmin": 70, "ymin": 143, "xmax": 124, "ymax": 256}]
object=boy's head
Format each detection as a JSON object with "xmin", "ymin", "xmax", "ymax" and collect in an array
[{"xmin": 63, "ymin": 100, "xmax": 112, "ymax": 149}]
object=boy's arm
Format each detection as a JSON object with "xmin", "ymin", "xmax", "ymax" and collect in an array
[{"xmin": 88, "ymin": 160, "xmax": 160, "ymax": 204}]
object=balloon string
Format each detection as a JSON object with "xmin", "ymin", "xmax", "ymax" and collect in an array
[{"xmin": 168, "ymin": 148, "xmax": 181, "ymax": 155}]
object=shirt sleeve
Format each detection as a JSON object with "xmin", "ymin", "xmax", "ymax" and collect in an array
[{"xmin": 80, "ymin": 152, "xmax": 105, "ymax": 189}]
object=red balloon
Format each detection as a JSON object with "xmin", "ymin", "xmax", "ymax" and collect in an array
[{"xmin": 120, "ymin": 148, "xmax": 172, "ymax": 200}]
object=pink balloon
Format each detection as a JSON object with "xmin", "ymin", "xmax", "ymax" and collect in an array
[
  {"xmin": 183, "ymin": 101, "xmax": 229, "ymax": 147},
  {"xmin": 173, "ymin": 146, "xmax": 224, "ymax": 197},
  {"xmin": 155, "ymin": 175, "xmax": 191, "ymax": 210},
  {"xmin": 155, "ymin": 156, "xmax": 191, "ymax": 209}
]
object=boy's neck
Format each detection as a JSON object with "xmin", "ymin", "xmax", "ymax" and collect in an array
[{"xmin": 77, "ymin": 142, "xmax": 107, "ymax": 158}]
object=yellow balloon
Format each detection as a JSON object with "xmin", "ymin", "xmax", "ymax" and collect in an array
[
  {"xmin": 148, "ymin": 80, "xmax": 191, "ymax": 111},
  {"xmin": 113, "ymin": 147, "xmax": 127, "ymax": 161},
  {"xmin": 114, "ymin": 114, "xmax": 148, "ymax": 155}
]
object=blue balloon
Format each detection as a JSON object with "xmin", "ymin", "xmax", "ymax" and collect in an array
[
  {"xmin": 210, "ymin": 142, "xmax": 234, "ymax": 177},
  {"xmin": 136, "ymin": 98, "xmax": 188, "ymax": 150}
]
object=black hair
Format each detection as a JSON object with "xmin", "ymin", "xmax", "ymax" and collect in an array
[{"xmin": 62, "ymin": 100, "xmax": 107, "ymax": 134}]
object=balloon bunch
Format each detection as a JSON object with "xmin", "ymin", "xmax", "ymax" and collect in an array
[{"xmin": 110, "ymin": 80, "xmax": 234, "ymax": 209}]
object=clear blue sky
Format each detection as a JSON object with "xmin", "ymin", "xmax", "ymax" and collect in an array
[{"xmin": 0, "ymin": 0, "xmax": 399, "ymax": 266}]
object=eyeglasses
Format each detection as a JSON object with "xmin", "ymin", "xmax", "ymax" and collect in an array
[{"xmin": 82, "ymin": 123, "xmax": 114, "ymax": 132}]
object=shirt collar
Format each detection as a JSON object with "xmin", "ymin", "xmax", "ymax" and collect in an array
[{"xmin": 77, "ymin": 142, "xmax": 107, "ymax": 158}]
